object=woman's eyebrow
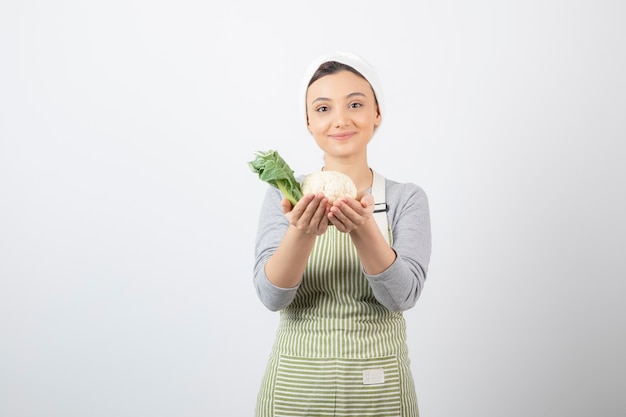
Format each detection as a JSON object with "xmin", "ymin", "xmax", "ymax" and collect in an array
[
  {"xmin": 311, "ymin": 96, "xmax": 330, "ymax": 104},
  {"xmin": 346, "ymin": 92, "xmax": 367, "ymax": 99}
]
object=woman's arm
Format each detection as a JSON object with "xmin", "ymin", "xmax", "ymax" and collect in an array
[
  {"xmin": 253, "ymin": 187, "xmax": 329, "ymax": 311},
  {"xmin": 366, "ymin": 183, "xmax": 432, "ymax": 311},
  {"xmin": 328, "ymin": 182, "xmax": 432, "ymax": 311}
]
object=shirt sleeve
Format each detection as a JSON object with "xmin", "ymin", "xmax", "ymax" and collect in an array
[
  {"xmin": 364, "ymin": 182, "xmax": 432, "ymax": 311},
  {"xmin": 252, "ymin": 186, "xmax": 300, "ymax": 311}
]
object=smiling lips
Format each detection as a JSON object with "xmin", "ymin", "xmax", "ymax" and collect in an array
[{"xmin": 330, "ymin": 131, "xmax": 356, "ymax": 140}]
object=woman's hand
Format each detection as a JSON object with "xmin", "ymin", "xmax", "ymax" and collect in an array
[
  {"xmin": 281, "ymin": 193, "xmax": 330, "ymax": 235},
  {"xmin": 328, "ymin": 194, "xmax": 375, "ymax": 233}
]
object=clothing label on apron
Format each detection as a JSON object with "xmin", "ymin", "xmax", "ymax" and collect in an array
[{"xmin": 363, "ymin": 367, "xmax": 385, "ymax": 385}]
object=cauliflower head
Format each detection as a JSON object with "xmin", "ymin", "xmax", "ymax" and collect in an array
[{"xmin": 301, "ymin": 171, "xmax": 357, "ymax": 203}]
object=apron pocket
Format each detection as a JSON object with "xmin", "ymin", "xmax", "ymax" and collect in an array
[{"xmin": 274, "ymin": 355, "xmax": 402, "ymax": 417}]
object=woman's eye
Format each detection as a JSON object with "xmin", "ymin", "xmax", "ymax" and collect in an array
[
  {"xmin": 350, "ymin": 102, "xmax": 362, "ymax": 109},
  {"xmin": 316, "ymin": 106, "xmax": 329, "ymax": 112}
]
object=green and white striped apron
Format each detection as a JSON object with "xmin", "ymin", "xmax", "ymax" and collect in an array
[{"xmin": 256, "ymin": 172, "xmax": 419, "ymax": 417}]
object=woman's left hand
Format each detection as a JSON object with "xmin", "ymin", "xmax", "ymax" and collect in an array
[{"xmin": 328, "ymin": 194, "xmax": 375, "ymax": 233}]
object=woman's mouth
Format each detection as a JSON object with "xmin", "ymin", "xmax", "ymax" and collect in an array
[{"xmin": 330, "ymin": 132, "xmax": 355, "ymax": 140}]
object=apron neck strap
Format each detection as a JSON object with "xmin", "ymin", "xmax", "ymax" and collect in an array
[{"xmin": 371, "ymin": 170, "xmax": 391, "ymax": 245}]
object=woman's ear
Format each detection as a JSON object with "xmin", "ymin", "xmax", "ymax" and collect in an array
[{"xmin": 374, "ymin": 109, "xmax": 382, "ymax": 127}]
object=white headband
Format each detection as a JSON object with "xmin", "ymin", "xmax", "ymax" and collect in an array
[{"xmin": 300, "ymin": 51, "xmax": 384, "ymax": 129}]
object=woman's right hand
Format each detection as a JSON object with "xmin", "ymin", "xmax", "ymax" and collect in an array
[{"xmin": 281, "ymin": 193, "xmax": 329, "ymax": 235}]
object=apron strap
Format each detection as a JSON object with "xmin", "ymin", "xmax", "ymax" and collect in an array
[{"xmin": 371, "ymin": 170, "xmax": 391, "ymax": 245}]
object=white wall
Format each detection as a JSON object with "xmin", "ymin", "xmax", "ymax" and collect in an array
[{"xmin": 1, "ymin": 1, "xmax": 624, "ymax": 416}]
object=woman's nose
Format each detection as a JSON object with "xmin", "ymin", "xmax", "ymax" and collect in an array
[{"xmin": 334, "ymin": 108, "xmax": 349, "ymax": 127}]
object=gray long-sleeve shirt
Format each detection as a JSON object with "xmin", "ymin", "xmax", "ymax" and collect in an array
[{"xmin": 253, "ymin": 176, "xmax": 432, "ymax": 312}]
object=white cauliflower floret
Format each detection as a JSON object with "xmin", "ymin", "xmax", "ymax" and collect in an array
[{"xmin": 301, "ymin": 171, "xmax": 357, "ymax": 203}]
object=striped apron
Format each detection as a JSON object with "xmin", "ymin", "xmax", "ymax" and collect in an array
[{"xmin": 256, "ymin": 172, "xmax": 419, "ymax": 417}]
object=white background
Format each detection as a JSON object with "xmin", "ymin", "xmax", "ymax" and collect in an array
[{"xmin": 1, "ymin": 1, "xmax": 625, "ymax": 416}]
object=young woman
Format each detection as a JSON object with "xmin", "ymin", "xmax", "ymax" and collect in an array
[{"xmin": 253, "ymin": 51, "xmax": 432, "ymax": 417}]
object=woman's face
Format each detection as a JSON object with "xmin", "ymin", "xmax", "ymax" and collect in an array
[{"xmin": 306, "ymin": 70, "xmax": 381, "ymax": 161}]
